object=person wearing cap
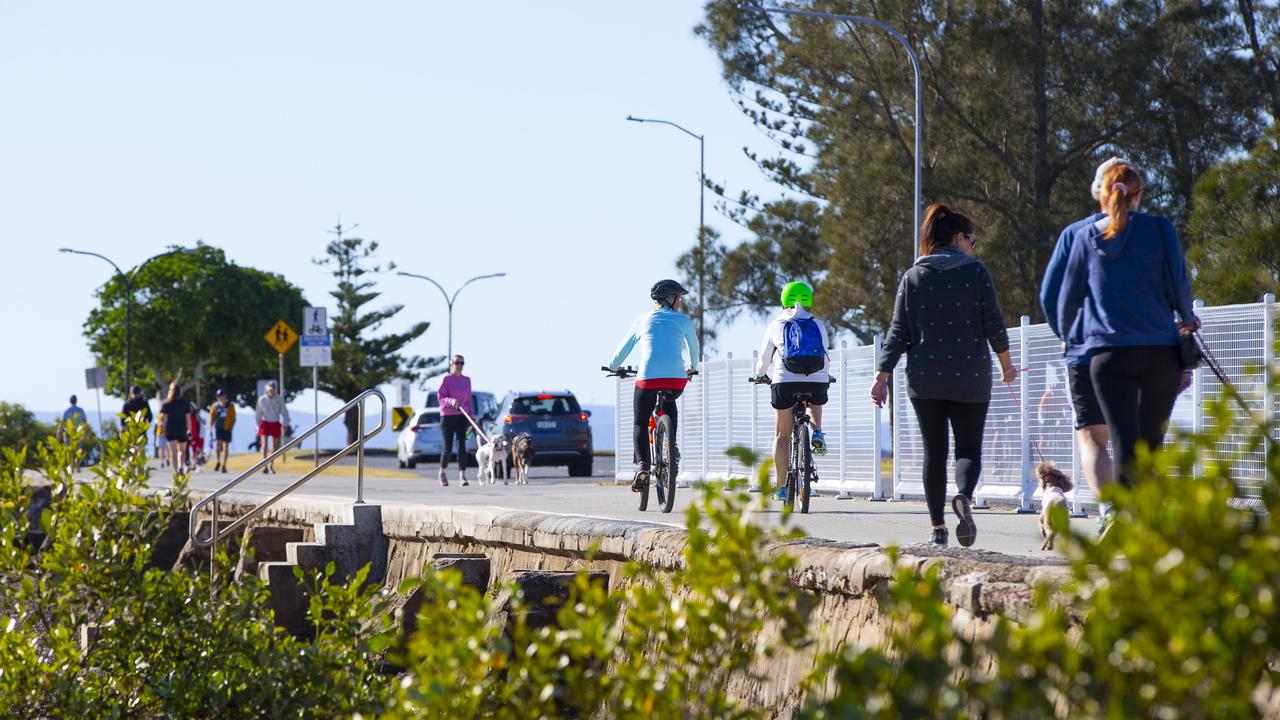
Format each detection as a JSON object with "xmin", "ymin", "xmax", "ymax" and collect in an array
[
  {"xmin": 255, "ymin": 381, "xmax": 290, "ymax": 474},
  {"xmin": 208, "ymin": 389, "xmax": 236, "ymax": 473},
  {"xmin": 437, "ymin": 354, "xmax": 474, "ymax": 487},
  {"xmin": 605, "ymin": 279, "xmax": 700, "ymax": 493},
  {"xmin": 1040, "ymin": 157, "xmax": 1129, "ymax": 530}
]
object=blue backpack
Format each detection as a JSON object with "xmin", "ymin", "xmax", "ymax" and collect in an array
[{"xmin": 781, "ymin": 317, "xmax": 825, "ymax": 374}]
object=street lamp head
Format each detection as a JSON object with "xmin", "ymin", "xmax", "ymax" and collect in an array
[
  {"xmin": 494, "ymin": 272, "xmax": 508, "ymax": 277},
  {"xmin": 58, "ymin": 248, "xmax": 74, "ymax": 253},
  {"xmin": 626, "ymin": 115, "xmax": 642, "ymax": 122}
]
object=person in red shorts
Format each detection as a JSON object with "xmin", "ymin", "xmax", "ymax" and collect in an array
[{"xmin": 255, "ymin": 381, "xmax": 290, "ymax": 474}]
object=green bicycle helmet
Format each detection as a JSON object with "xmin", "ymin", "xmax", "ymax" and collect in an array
[{"xmin": 780, "ymin": 281, "xmax": 813, "ymax": 308}]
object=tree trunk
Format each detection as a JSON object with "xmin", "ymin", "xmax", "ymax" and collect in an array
[{"xmin": 344, "ymin": 406, "xmax": 360, "ymax": 446}]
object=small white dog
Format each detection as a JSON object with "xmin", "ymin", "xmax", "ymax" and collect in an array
[
  {"xmin": 475, "ymin": 434, "xmax": 512, "ymax": 485},
  {"xmin": 1037, "ymin": 462, "xmax": 1074, "ymax": 550}
]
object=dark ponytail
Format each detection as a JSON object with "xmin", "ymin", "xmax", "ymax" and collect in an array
[{"xmin": 918, "ymin": 203, "xmax": 974, "ymax": 256}]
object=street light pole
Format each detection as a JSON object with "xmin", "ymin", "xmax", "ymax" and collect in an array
[
  {"xmin": 59, "ymin": 246, "xmax": 196, "ymax": 391},
  {"xmin": 396, "ymin": 271, "xmax": 507, "ymax": 360},
  {"xmin": 626, "ymin": 115, "xmax": 707, "ymax": 347},
  {"xmin": 744, "ymin": 4, "xmax": 923, "ymax": 260}
]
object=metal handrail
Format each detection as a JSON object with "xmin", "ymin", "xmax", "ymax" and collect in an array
[{"xmin": 187, "ymin": 388, "xmax": 387, "ymax": 549}]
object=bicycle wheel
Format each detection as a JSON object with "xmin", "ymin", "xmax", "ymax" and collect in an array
[
  {"xmin": 639, "ymin": 430, "xmax": 654, "ymax": 512},
  {"xmin": 656, "ymin": 415, "xmax": 677, "ymax": 513},
  {"xmin": 796, "ymin": 422, "xmax": 812, "ymax": 514},
  {"xmin": 783, "ymin": 423, "xmax": 799, "ymax": 512}
]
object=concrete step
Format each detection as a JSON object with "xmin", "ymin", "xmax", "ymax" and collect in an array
[
  {"xmin": 234, "ymin": 526, "xmax": 306, "ymax": 582},
  {"xmin": 398, "ymin": 553, "xmax": 492, "ymax": 639},
  {"xmin": 258, "ymin": 561, "xmax": 310, "ymax": 637},
  {"xmin": 285, "ymin": 541, "xmax": 331, "ymax": 570}
]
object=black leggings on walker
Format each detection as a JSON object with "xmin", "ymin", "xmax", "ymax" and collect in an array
[
  {"xmin": 910, "ymin": 398, "xmax": 989, "ymax": 526},
  {"xmin": 1090, "ymin": 345, "xmax": 1183, "ymax": 486},
  {"xmin": 440, "ymin": 414, "xmax": 469, "ymax": 470},
  {"xmin": 633, "ymin": 387, "xmax": 683, "ymax": 466}
]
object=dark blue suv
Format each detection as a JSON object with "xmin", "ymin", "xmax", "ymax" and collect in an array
[{"xmin": 497, "ymin": 391, "xmax": 593, "ymax": 476}]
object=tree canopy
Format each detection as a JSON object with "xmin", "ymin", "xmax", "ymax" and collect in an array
[
  {"xmin": 688, "ymin": 0, "xmax": 1273, "ymax": 342},
  {"xmin": 313, "ymin": 224, "xmax": 442, "ymax": 442},
  {"xmin": 82, "ymin": 245, "xmax": 309, "ymax": 406},
  {"xmin": 1188, "ymin": 123, "xmax": 1280, "ymax": 305}
]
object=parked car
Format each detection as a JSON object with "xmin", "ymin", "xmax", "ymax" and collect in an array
[
  {"xmin": 397, "ymin": 390, "xmax": 499, "ymax": 469},
  {"xmin": 496, "ymin": 391, "xmax": 593, "ymax": 477}
]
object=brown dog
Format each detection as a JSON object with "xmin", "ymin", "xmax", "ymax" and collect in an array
[
  {"xmin": 1037, "ymin": 462, "xmax": 1074, "ymax": 550},
  {"xmin": 511, "ymin": 433, "xmax": 534, "ymax": 485}
]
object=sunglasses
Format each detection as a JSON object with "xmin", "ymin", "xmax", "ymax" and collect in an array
[
  {"xmin": 964, "ymin": 233, "xmax": 978, "ymax": 247},
  {"xmin": 452, "ymin": 360, "xmax": 465, "ymax": 366}
]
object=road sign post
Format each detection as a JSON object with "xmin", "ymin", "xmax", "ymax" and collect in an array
[
  {"xmin": 300, "ymin": 308, "xmax": 332, "ymax": 468},
  {"xmin": 265, "ymin": 320, "xmax": 300, "ymax": 463},
  {"xmin": 85, "ymin": 367, "xmax": 107, "ymax": 433}
]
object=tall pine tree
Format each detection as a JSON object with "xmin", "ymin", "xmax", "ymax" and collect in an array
[{"xmin": 314, "ymin": 223, "xmax": 443, "ymax": 443}]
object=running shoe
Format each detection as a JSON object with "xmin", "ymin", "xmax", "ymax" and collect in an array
[
  {"xmin": 952, "ymin": 494, "xmax": 977, "ymax": 547},
  {"xmin": 811, "ymin": 429, "xmax": 827, "ymax": 456},
  {"xmin": 774, "ymin": 486, "xmax": 788, "ymax": 501},
  {"xmin": 929, "ymin": 527, "xmax": 949, "ymax": 547},
  {"xmin": 631, "ymin": 469, "xmax": 650, "ymax": 493},
  {"xmin": 438, "ymin": 468, "xmax": 449, "ymax": 487}
]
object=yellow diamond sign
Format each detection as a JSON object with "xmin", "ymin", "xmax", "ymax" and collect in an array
[{"xmin": 265, "ymin": 320, "xmax": 299, "ymax": 354}]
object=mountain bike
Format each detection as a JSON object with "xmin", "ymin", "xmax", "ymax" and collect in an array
[
  {"xmin": 602, "ymin": 366, "xmax": 695, "ymax": 513},
  {"xmin": 747, "ymin": 376, "xmax": 836, "ymax": 514}
]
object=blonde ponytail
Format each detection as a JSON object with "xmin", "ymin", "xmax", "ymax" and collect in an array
[{"xmin": 1101, "ymin": 165, "xmax": 1143, "ymax": 239}]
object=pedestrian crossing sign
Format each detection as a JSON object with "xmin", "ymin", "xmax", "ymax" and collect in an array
[
  {"xmin": 392, "ymin": 406, "xmax": 415, "ymax": 432},
  {"xmin": 265, "ymin": 320, "xmax": 299, "ymax": 354}
]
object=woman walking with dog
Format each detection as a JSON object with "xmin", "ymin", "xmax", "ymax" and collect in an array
[
  {"xmin": 438, "ymin": 354, "xmax": 473, "ymax": 487},
  {"xmin": 1055, "ymin": 162, "xmax": 1197, "ymax": 488},
  {"xmin": 870, "ymin": 204, "xmax": 1016, "ymax": 547},
  {"xmin": 605, "ymin": 279, "xmax": 700, "ymax": 494}
]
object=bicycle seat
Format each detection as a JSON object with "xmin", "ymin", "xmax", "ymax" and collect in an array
[{"xmin": 791, "ymin": 392, "xmax": 813, "ymax": 403}]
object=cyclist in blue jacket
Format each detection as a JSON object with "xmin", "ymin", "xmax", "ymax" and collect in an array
[{"xmin": 606, "ymin": 279, "xmax": 700, "ymax": 492}]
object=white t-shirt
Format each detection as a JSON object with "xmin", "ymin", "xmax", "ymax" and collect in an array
[{"xmin": 754, "ymin": 307, "xmax": 831, "ymax": 384}]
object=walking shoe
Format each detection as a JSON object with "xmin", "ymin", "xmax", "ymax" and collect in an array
[
  {"xmin": 774, "ymin": 486, "xmax": 788, "ymax": 501},
  {"xmin": 438, "ymin": 469, "xmax": 449, "ymax": 487},
  {"xmin": 929, "ymin": 527, "xmax": 949, "ymax": 547},
  {"xmin": 631, "ymin": 469, "xmax": 650, "ymax": 493},
  {"xmin": 459, "ymin": 472, "xmax": 469, "ymax": 487},
  {"xmin": 952, "ymin": 494, "xmax": 977, "ymax": 547},
  {"xmin": 1096, "ymin": 506, "xmax": 1116, "ymax": 539},
  {"xmin": 811, "ymin": 429, "xmax": 828, "ymax": 456}
]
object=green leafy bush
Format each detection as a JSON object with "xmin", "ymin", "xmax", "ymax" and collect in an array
[{"xmin": 0, "ymin": 401, "xmax": 55, "ymax": 466}]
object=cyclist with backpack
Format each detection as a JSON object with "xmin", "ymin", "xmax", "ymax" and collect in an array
[
  {"xmin": 870, "ymin": 203, "xmax": 1016, "ymax": 548},
  {"xmin": 606, "ymin": 279, "xmax": 700, "ymax": 493},
  {"xmin": 754, "ymin": 281, "xmax": 830, "ymax": 499}
]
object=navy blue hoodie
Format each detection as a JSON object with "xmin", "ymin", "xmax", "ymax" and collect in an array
[
  {"xmin": 1040, "ymin": 213, "xmax": 1105, "ymax": 365},
  {"xmin": 1057, "ymin": 212, "xmax": 1195, "ymax": 354}
]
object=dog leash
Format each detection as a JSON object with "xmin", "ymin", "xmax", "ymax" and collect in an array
[
  {"xmin": 453, "ymin": 404, "xmax": 491, "ymax": 445},
  {"xmin": 1192, "ymin": 331, "xmax": 1278, "ymax": 450},
  {"xmin": 1002, "ymin": 376, "xmax": 1049, "ymax": 465}
]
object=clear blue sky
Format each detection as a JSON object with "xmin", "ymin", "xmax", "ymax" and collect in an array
[{"xmin": 0, "ymin": 2, "xmax": 790, "ymax": 415}]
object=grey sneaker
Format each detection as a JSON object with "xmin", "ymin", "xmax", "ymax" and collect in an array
[
  {"xmin": 438, "ymin": 468, "xmax": 449, "ymax": 487},
  {"xmin": 952, "ymin": 495, "xmax": 977, "ymax": 547},
  {"xmin": 929, "ymin": 527, "xmax": 949, "ymax": 547},
  {"xmin": 631, "ymin": 468, "xmax": 650, "ymax": 493}
]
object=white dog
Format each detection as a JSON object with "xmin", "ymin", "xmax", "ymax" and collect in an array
[
  {"xmin": 1037, "ymin": 462, "xmax": 1074, "ymax": 550},
  {"xmin": 475, "ymin": 434, "xmax": 511, "ymax": 485}
]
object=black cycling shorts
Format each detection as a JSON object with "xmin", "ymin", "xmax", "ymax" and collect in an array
[
  {"xmin": 1067, "ymin": 363, "xmax": 1106, "ymax": 429},
  {"xmin": 770, "ymin": 381, "xmax": 829, "ymax": 410}
]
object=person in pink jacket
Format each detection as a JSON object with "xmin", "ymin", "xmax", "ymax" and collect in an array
[{"xmin": 437, "ymin": 354, "xmax": 473, "ymax": 487}]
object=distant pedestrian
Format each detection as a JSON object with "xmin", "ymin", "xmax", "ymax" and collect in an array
[
  {"xmin": 59, "ymin": 394, "xmax": 88, "ymax": 443},
  {"xmin": 158, "ymin": 383, "xmax": 193, "ymax": 474},
  {"xmin": 255, "ymin": 381, "xmax": 289, "ymax": 474},
  {"xmin": 871, "ymin": 203, "xmax": 1017, "ymax": 548},
  {"xmin": 208, "ymin": 389, "xmax": 236, "ymax": 473},
  {"xmin": 438, "ymin": 355, "xmax": 474, "ymax": 487},
  {"xmin": 120, "ymin": 385, "xmax": 153, "ymax": 429},
  {"xmin": 1056, "ymin": 162, "xmax": 1197, "ymax": 487}
]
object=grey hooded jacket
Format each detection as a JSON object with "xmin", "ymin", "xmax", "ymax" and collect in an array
[{"xmin": 877, "ymin": 246, "xmax": 1010, "ymax": 403}]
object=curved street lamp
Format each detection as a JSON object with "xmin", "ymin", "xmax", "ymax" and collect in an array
[
  {"xmin": 396, "ymin": 271, "xmax": 507, "ymax": 360},
  {"xmin": 743, "ymin": 4, "xmax": 923, "ymax": 259},
  {"xmin": 625, "ymin": 114, "xmax": 707, "ymax": 347},
  {"xmin": 59, "ymin": 246, "xmax": 198, "ymax": 391}
]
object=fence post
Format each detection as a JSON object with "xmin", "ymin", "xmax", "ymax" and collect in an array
[
  {"xmin": 837, "ymin": 341, "xmax": 852, "ymax": 499},
  {"xmin": 1264, "ymin": 293, "xmax": 1275, "ymax": 429},
  {"xmin": 1192, "ymin": 299, "xmax": 1206, "ymax": 480},
  {"xmin": 892, "ymin": 365, "xmax": 903, "ymax": 499},
  {"xmin": 614, "ymin": 376, "xmax": 622, "ymax": 484},
  {"xmin": 1017, "ymin": 315, "xmax": 1035, "ymax": 513},
  {"xmin": 871, "ymin": 334, "xmax": 887, "ymax": 501},
  {"xmin": 701, "ymin": 354, "xmax": 709, "ymax": 483},
  {"xmin": 726, "ymin": 352, "xmax": 734, "ymax": 478},
  {"xmin": 751, "ymin": 350, "xmax": 759, "ymax": 487}
]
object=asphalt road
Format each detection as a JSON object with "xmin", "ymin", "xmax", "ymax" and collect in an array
[{"xmin": 160, "ymin": 452, "xmax": 1094, "ymax": 559}]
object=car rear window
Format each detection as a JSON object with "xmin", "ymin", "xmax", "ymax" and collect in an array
[
  {"xmin": 511, "ymin": 395, "xmax": 580, "ymax": 415},
  {"xmin": 425, "ymin": 392, "xmax": 439, "ymax": 409}
]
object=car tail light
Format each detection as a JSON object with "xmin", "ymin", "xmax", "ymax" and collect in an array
[
  {"xmin": 536, "ymin": 394, "xmax": 554, "ymax": 399},
  {"xmin": 579, "ymin": 413, "xmax": 588, "ymax": 422},
  {"xmin": 410, "ymin": 425, "xmax": 419, "ymax": 432}
]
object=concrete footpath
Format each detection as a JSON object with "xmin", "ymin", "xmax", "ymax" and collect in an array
[{"xmin": 154, "ymin": 461, "xmax": 1096, "ymax": 559}]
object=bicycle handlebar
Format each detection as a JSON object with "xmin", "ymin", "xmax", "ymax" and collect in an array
[
  {"xmin": 747, "ymin": 375, "xmax": 837, "ymax": 385},
  {"xmin": 603, "ymin": 366, "xmax": 699, "ymax": 379}
]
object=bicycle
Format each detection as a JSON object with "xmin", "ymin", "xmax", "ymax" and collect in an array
[
  {"xmin": 747, "ymin": 375, "xmax": 836, "ymax": 514},
  {"xmin": 602, "ymin": 365, "xmax": 696, "ymax": 513}
]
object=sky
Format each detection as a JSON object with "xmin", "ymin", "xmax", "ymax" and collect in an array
[{"xmin": 0, "ymin": 2, "xmax": 791, "ymax": 417}]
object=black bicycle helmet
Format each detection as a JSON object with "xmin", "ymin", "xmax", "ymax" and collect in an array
[{"xmin": 650, "ymin": 279, "xmax": 690, "ymax": 304}]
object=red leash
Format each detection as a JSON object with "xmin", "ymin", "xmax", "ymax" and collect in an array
[{"xmin": 1002, "ymin": 377, "xmax": 1048, "ymax": 465}]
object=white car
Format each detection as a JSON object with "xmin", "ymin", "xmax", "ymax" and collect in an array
[{"xmin": 396, "ymin": 390, "xmax": 499, "ymax": 468}]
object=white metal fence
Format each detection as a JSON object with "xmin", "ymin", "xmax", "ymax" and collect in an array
[{"xmin": 613, "ymin": 297, "xmax": 1277, "ymax": 510}]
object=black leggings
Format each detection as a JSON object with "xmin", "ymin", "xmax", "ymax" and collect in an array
[
  {"xmin": 1090, "ymin": 346, "xmax": 1183, "ymax": 486},
  {"xmin": 440, "ymin": 414, "xmax": 469, "ymax": 469},
  {"xmin": 910, "ymin": 398, "xmax": 989, "ymax": 526},
  {"xmin": 633, "ymin": 387, "xmax": 683, "ymax": 466}
]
